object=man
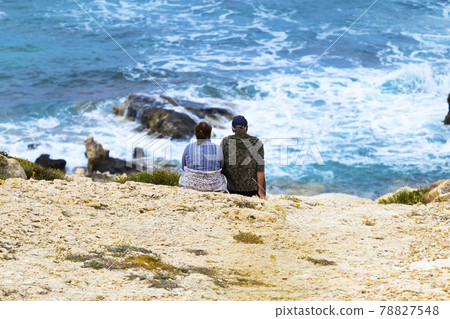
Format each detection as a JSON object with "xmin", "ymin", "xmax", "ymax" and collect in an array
[{"xmin": 221, "ymin": 115, "xmax": 266, "ymax": 199}]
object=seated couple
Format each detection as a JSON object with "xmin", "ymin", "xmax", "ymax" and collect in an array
[{"xmin": 179, "ymin": 115, "xmax": 266, "ymax": 199}]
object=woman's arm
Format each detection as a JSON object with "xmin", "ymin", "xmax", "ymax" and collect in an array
[{"xmin": 181, "ymin": 145, "xmax": 189, "ymax": 171}]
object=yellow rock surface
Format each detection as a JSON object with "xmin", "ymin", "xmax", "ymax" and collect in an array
[{"xmin": 0, "ymin": 177, "xmax": 448, "ymax": 300}]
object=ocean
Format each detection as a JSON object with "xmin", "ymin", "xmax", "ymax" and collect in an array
[{"xmin": 0, "ymin": 0, "xmax": 449, "ymax": 198}]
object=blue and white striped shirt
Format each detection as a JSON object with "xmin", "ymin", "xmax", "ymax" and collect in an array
[{"xmin": 181, "ymin": 139, "xmax": 224, "ymax": 172}]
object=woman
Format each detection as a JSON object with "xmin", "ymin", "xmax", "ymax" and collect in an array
[{"xmin": 179, "ymin": 122, "xmax": 228, "ymax": 193}]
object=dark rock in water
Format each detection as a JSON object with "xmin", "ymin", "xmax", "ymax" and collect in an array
[
  {"xmin": 139, "ymin": 107, "xmax": 197, "ymax": 139},
  {"xmin": 121, "ymin": 93, "xmax": 235, "ymax": 139},
  {"xmin": 92, "ymin": 156, "xmax": 129, "ymax": 175},
  {"xmin": 35, "ymin": 154, "xmax": 66, "ymax": 171},
  {"xmin": 84, "ymin": 135, "xmax": 136, "ymax": 174},
  {"xmin": 443, "ymin": 94, "xmax": 450, "ymax": 125},
  {"xmin": 159, "ymin": 95, "xmax": 235, "ymax": 122},
  {"xmin": 124, "ymin": 94, "xmax": 166, "ymax": 120},
  {"xmin": 133, "ymin": 147, "xmax": 144, "ymax": 159},
  {"xmin": 124, "ymin": 93, "xmax": 196, "ymax": 139},
  {"xmin": 27, "ymin": 143, "xmax": 41, "ymax": 150}
]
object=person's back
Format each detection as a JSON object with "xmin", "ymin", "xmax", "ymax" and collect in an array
[
  {"xmin": 182, "ymin": 139, "xmax": 223, "ymax": 172},
  {"xmin": 180, "ymin": 122, "xmax": 227, "ymax": 193},
  {"xmin": 221, "ymin": 115, "xmax": 265, "ymax": 199}
]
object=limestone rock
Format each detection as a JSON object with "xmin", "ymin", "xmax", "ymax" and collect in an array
[
  {"xmin": 84, "ymin": 136, "xmax": 137, "ymax": 174},
  {"xmin": 0, "ymin": 154, "xmax": 26, "ymax": 179},
  {"xmin": 112, "ymin": 105, "xmax": 125, "ymax": 116},
  {"xmin": 424, "ymin": 179, "xmax": 450, "ymax": 203},
  {"xmin": 74, "ymin": 168, "xmax": 86, "ymax": 177},
  {"xmin": 85, "ymin": 135, "xmax": 109, "ymax": 162},
  {"xmin": 0, "ymin": 178, "xmax": 448, "ymax": 300}
]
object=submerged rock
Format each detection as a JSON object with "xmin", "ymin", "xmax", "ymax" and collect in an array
[
  {"xmin": 35, "ymin": 154, "xmax": 66, "ymax": 171},
  {"xmin": 27, "ymin": 143, "xmax": 41, "ymax": 150},
  {"xmin": 424, "ymin": 179, "xmax": 450, "ymax": 203},
  {"xmin": 118, "ymin": 93, "xmax": 235, "ymax": 139},
  {"xmin": 0, "ymin": 154, "xmax": 27, "ymax": 179}
]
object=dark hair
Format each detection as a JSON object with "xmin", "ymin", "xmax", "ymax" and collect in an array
[{"xmin": 195, "ymin": 122, "xmax": 212, "ymax": 141}]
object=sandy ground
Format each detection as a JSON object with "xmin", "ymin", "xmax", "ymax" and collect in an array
[{"xmin": 0, "ymin": 177, "xmax": 448, "ymax": 301}]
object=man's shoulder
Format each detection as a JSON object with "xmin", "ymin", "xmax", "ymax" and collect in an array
[
  {"xmin": 242, "ymin": 134, "xmax": 263, "ymax": 145},
  {"xmin": 221, "ymin": 135, "xmax": 235, "ymax": 143},
  {"xmin": 222, "ymin": 134, "xmax": 263, "ymax": 143}
]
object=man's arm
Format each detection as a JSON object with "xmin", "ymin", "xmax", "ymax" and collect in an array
[
  {"xmin": 257, "ymin": 171, "xmax": 266, "ymax": 200},
  {"xmin": 256, "ymin": 139, "xmax": 265, "ymax": 199}
]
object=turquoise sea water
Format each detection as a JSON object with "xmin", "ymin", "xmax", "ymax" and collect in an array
[{"xmin": 0, "ymin": 0, "xmax": 449, "ymax": 198}]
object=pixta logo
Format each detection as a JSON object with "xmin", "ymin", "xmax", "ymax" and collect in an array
[{"xmin": 126, "ymin": 130, "xmax": 174, "ymax": 171}]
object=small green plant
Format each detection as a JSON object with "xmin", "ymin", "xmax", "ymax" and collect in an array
[
  {"xmin": 1, "ymin": 152, "xmax": 65, "ymax": 181},
  {"xmin": 15, "ymin": 157, "xmax": 65, "ymax": 180},
  {"xmin": 186, "ymin": 249, "xmax": 208, "ymax": 256},
  {"xmin": 378, "ymin": 188, "xmax": 429, "ymax": 205},
  {"xmin": 281, "ymin": 195, "xmax": 301, "ymax": 203},
  {"xmin": 107, "ymin": 244, "xmax": 151, "ymax": 256},
  {"xmin": 64, "ymin": 244, "xmax": 230, "ymax": 290},
  {"xmin": 84, "ymin": 259, "xmax": 110, "ymax": 270},
  {"xmin": 305, "ymin": 257, "xmax": 337, "ymax": 266},
  {"xmin": 65, "ymin": 254, "xmax": 92, "ymax": 262},
  {"xmin": 124, "ymin": 255, "xmax": 176, "ymax": 272},
  {"xmin": 66, "ymin": 244, "xmax": 179, "ymax": 275},
  {"xmin": 363, "ymin": 218, "xmax": 376, "ymax": 226},
  {"xmin": 234, "ymin": 200, "xmax": 256, "ymax": 209},
  {"xmin": 117, "ymin": 170, "xmax": 180, "ymax": 186},
  {"xmin": 232, "ymin": 277, "xmax": 266, "ymax": 287},
  {"xmin": 233, "ymin": 231, "xmax": 264, "ymax": 244},
  {"xmin": 153, "ymin": 273, "xmax": 172, "ymax": 280}
]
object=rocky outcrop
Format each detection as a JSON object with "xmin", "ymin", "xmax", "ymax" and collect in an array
[
  {"xmin": 123, "ymin": 94, "xmax": 196, "ymax": 139},
  {"xmin": 377, "ymin": 186, "xmax": 414, "ymax": 203},
  {"xmin": 113, "ymin": 105, "xmax": 125, "ymax": 116},
  {"xmin": 0, "ymin": 154, "xmax": 26, "ymax": 179},
  {"xmin": 84, "ymin": 136, "xmax": 133, "ymax": 174},
  {"xmin": 118, "ymin": 93, "xmax": 235, "ymax": 139},
  {"xmin": 424, "ymin": 179, "xmax": 450, "ymax": 203},
  {"xmin": 159, "ymin": 95, "xmax": 235, "ymax": 123},
  {"xmin": 443, "ymin": 94, "xmax": 450, "ymax": 125},
  {"xmin": 35, "ymin": 154, "xmax": 66, "ymax": 171},
  {"xmin": 0, "ymin": 178, "xmax": 448, "ymax": 300}
]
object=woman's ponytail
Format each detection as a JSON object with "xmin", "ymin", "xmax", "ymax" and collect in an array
[{"xmin": 195, "ymin": 122, "xmax": 212, "ymax": 142}]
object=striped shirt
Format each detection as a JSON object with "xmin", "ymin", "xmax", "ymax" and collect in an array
[{"xmin": 181, "ymin": 139, "xmax": 224, "ymax": 172}]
